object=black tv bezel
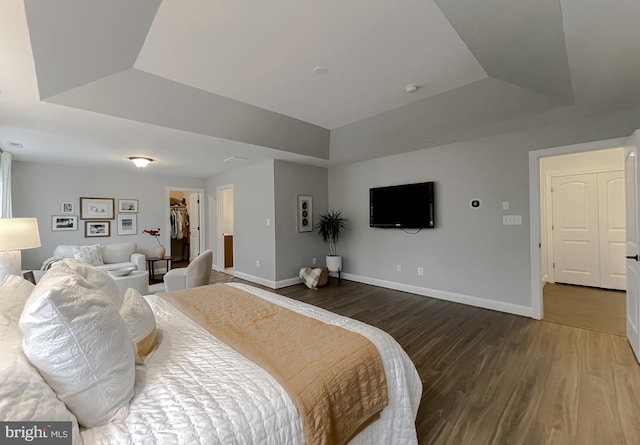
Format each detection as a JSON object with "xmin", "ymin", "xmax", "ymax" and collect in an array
[{"xmin": 369, "ymin": 181, "xmax": 435, "ymax": 229}]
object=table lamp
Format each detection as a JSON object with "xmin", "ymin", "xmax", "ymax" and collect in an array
[{"xmin": 0, "ymin": 218, "xmax": 41, "ymax": 281}]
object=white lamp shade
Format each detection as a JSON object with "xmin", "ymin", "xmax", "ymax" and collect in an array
[{"xmin": 0, "ymin": 218, "xmax": 41, "ymax": 251}]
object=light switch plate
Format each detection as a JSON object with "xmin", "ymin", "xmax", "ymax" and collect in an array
[{"xmin": 503, "ymin": 215, "xmax": 522, "ymax": 225}]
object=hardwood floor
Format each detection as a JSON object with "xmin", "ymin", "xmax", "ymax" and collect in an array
[
  {"xmin": 206, "ymin": 272, "xmax": 640, "ymax": 444},
  {"xmin": 543, "ymin": 282, "xmax": 626, "ymax": 336}
]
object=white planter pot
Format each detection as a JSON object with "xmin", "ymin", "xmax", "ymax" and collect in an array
[{"xmin": 326, "ymin": 255, "xmax": 342, "ymax": 272}]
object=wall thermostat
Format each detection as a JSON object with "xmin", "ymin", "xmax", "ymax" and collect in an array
[{"xmin": 470, "ymin": 199, "xmax": 482, "ymax": 209}]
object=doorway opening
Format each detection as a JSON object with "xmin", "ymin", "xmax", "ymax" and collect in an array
[
  {"xmin": 528, "ymin": 136, "xmax": 629, "ymax": 321},
  {"xmin": 216, "ymin": 185, "xmax": 234, "ymax": 275},
  {"xmin": 165, "ymin": 187, "xmax": 205, "ymax": 267},
  {"xmin": 538, "ymin": 148, "xmax": 626, "ymax": 335}
]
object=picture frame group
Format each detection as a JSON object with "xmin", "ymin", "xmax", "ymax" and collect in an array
[{"xmin": 53, "ymin": 197, "xmax": 140, "ymax": 237}]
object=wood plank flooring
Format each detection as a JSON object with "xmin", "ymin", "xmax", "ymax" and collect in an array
[
  {"xmin": 206, "ymin": 272, "xmax": 640, "ymax": 444},
  {"xmin": 543, "ymin": 282, "xmax": 626, "ymax": 336}
]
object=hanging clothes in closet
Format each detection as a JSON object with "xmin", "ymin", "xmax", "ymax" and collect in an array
[{"xmin": 170, "ymin": 206, "xmax": 190, "ymax": 239}]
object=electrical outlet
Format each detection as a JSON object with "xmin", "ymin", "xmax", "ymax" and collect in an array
[
  {"xmin": 256, "ymin": 260, "xmax": 260, "ymax": 268},
  {"xmin": 266, "ymin": 218, "xmax": 271, "ymax": 226},
  {"xmin": 418, "ymin": 267, "xmax": 424, "ymax": 276},
  {"xmin": 312, "ymin": 257, "xmax": 317, "ymax": 265},
  {"xmin": 396, "ymin": 264, "xmax": 401, "ymax": 272}
]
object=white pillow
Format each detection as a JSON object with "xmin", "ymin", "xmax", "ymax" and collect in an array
[
  {"xmin": 60, "ymin": 258, "xmax": 121, "ymax": 306},
  {"xmin": 0, "ymin": 313, "xmax": 82, "ymax": 445},
  {"xmin": 119, "ymin": 288, "xmax": 159, "ymax": 364},
  {"xmin": 19, "ymin": 260, "xmax": 135, "ymax": 428},
  {"xmin": 72, "ymin": 244, "xmax": 104, "ymax": 266},
  {"xmin": 0, "ymin": 274, "xmax": 35, "ymax": 320},
  {"xmin": 101, "ymin": 242, "xmax": 136, "ymax": 264}
]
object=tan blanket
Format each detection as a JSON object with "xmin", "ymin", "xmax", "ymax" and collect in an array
[{"xmin": 160, "ymin": 283, "xmax": 388, "ymax": 445}]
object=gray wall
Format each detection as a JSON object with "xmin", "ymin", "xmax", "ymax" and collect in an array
[
  {"xmin": 207, "ymin": 161, "xmax": 276, "ymax": 283},
  {"xmin": 329, "ymin": 108, "xmax": 640, "ymax": 315},
  {"xmin": 12, "ymin": 161, "xmax": 205, "ymax": 269},
  {"xmin": 274, "ymin": 160, "xmax": 328, "ymax": 282}
]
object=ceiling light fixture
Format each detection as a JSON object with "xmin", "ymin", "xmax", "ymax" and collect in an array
[
  {"xmin": 128, "ymin": 156, "xmax": 154, "ymax": 169},
  {"xmin": 404, "ymin": 84, "xmax": 419, "ymax": 93},
  {"xmin": 313, "ymin": 66, "xmax": 328, "ymax": 75}
]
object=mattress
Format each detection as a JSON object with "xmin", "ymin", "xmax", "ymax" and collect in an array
[{"xmin": 82, "ymin": 283, "xmax": 422, "ymax": 444}]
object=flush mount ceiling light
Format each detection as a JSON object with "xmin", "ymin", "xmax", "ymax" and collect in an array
[{"xmin": 128, "ymin": 156, "xmax": 154, "ymax": 169}]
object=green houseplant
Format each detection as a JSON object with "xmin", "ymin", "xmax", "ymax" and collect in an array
[{"xmin": 316, "ymin": 209, "xmax": 347, "ymax": 272}]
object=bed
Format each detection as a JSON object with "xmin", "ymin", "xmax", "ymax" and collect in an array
[{"xmin": 1, "ymin": 260, "xmax": 422, "ymax": 445}]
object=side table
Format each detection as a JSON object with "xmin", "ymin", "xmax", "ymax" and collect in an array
[
  {"xmin": 111, "ymin": 270, "xmax": 149, "ymax": 296},
  {"xmin": 146, "ymin": 256, "xmax": 173, "ymax": 284}
]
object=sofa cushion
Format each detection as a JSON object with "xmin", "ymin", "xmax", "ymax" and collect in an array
[
  {"xmin": 101, "ymin": 242, "xmax": 136, "ymax": 264},
  {"xmin": 73, "ymin": 244, "xmax": 104, "ymax": 266},
  {"xmin": 19, "ymin": 259, "xmax": 135, "ymax": 427}
]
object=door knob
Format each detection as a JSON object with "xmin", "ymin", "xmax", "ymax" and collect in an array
[{"xmin": 626, "ymin": 255, "xmax": 639, "ymax": 261}]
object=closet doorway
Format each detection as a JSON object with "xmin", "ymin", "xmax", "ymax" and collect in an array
[
  {"xmin": 216, "ymin": 185, "xmax": 234, "ymax": 275},
  {"xmin": 165, "ymin": 187, "xmax": 205, "ymax": 266},
  {"xmin": 540, "ymin": 148, "xmax": 626, "ymax": 335}
]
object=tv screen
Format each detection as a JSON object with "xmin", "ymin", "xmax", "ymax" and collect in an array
[{"xmin": 369, "ymin": 182, "xmax": 435, "ymax": 228}]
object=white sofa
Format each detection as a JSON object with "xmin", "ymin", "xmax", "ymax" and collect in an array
[{"xmin": 51, "ymin": 242, "xmax": 146, "ymax": 271}]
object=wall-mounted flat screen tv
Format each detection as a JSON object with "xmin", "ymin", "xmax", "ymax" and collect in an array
[{"xmin": 369, "ymin": 181, "xmax": 435, "ymax": 228}]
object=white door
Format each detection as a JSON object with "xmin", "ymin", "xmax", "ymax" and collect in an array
[
  {"xmin": 189, "ymin": 193, "xmax": 200, "ymax": 262},
  {"xmin": 552, "ymin": 174, "xmax": 600, "ymax": 286},
  {"xmin": 598, "ymin": 171, "xmax": 626, "ymax": 290},
  {"xmin": 625, "ymin": 132, "xmax": 640, "ymax": 362}
]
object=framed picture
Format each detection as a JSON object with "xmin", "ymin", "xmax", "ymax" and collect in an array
[
  {"xmin": 85, "ymin": 221, "xmax": 110, "ymax": 238},
  {"xmin": 61, "ymin": 201, "xmax": 74, "ymax": 214},
  {"xmin": 117, "ymin": 214, "xmax": 137, "ymax": 236},
  {"xmin": 52, "ymin": 215, "xmax": 78, "ymax": 231},
  {"xmin": 297, "ymin": 195, "xmax": 313, "ymax": 232},
  {"xmin": 118, "ymin": 199, "xmax": 138, "ymax": 213},
  {"xmin": 80, "ymin": 197, "xmax": 114, "ymax": 220}
]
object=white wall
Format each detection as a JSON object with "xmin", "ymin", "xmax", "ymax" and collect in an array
[
  {"xmin": 274, "ymin": 160, "xmax": 328, "ymax": 284},
  {"xmin": 222, "ymin": 188, "xmax": 234, "ymax": 234},
  {"xmin": 207, "ymin": 161, "xmax": 276, "ymax": 285},
  {"xmin": 12, "ymin": 161, "xmax": 205, "ymax": 270},
  {"xmin": 329, "ymin": 108, "xmax": 640, "ymax": 317}
]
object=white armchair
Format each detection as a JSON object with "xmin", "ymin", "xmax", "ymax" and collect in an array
[{"xmin": 163, "ymin": 249, "xmax": 213, "ymax": 292}]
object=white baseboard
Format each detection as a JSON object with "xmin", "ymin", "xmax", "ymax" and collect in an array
[
  {"xmin": 275, "ymin": 277, "xmax": 303, "ymax": 289},
  {"xmin": 233, "ymin": 271, "xmax": 277, "ymax": 289},
  {"xmin": 227, "ymin": 270, "xmax": 533, "ymax": 318},
  {"xmin": 341, "ymin": 272, "xmax": 534, "ymax": 318}
]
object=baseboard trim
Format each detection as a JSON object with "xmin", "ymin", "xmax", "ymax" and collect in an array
[
  {"xmin": 233, "ymin": 271, "xmax": 277, "ymax": 289},
  {"xmin": 275, "ymin": 277, "xmax": 303, "ymax": 289},
  {"xmin": 341, "ymin": 272, "xmax": 534, "ymax": 318}
]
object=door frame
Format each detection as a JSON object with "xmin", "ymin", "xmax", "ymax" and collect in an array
[
  {"xmin": 165, "ymin": 186, "xmax": 206, "ymax": 260},
  {"xmin": 529, "ymin": 136, "xmax": 628, "ymax": 319}
]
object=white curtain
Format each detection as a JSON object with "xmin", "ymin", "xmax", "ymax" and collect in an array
[{"xmin": 0, "ymin": 152, "xmax": 12, "ymax": 218}]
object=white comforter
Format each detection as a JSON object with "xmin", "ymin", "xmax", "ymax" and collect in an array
[{"xmin": 82, "ymin": 283, "xmax": 422, "ymax": 444}]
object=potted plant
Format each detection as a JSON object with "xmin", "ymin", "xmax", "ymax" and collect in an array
[{"xmin": 316, "ymin": 209, "xmax": 347, "ymax": 272}]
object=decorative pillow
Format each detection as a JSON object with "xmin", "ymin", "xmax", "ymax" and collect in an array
[
  {"xmin": 0, "ymin": 274, "xmax": 35, "ymax": 320},
  {"xmin": 0, "ymin": 313, "xmax": 82, "ymax": 445},
  {"xmin": 19, "ymin": 260, "xmax": 135, "ymax": 428},
  {"xmin": 119, "ymin": 288, "xmax": 160, "ymax": 364},
  {"xmin": 72, "ymin": 244, "xmax": 104, "ymax": 266},
  {"xmin": 299, "ymin": 267, "xmax": 328, "ymax": 289},
  {"xmin": 60, "ymin": 258, "xmax": 121, "ymax": 306}
]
